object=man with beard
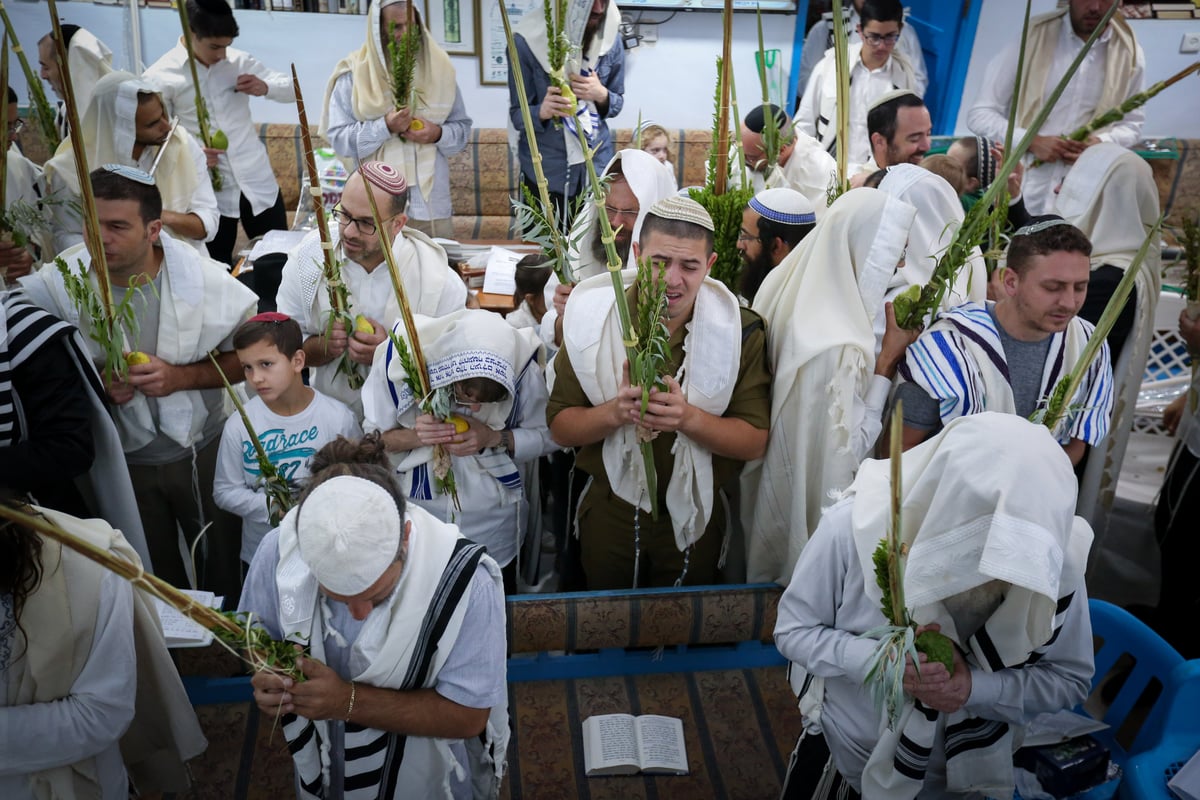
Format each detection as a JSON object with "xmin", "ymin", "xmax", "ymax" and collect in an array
[
  {"xmin": 736, "ymin": 187, "xmax": 816, "ymax": 304},
  {"xmin": 43, "ymin": 71, "xmax": 218, "ymax": 254},
  {"xmin": 276, "ymin": 161, "xmax": 466, "ymax": 418},
  {"xmin": 738, "ymin": 104, "xmax": 836, "ymax": 216},
  {"xmin": 539, "ymin": 149, "xmax": 674, "ymax": 347},
  {"xmin": 968, "ymin": 0, "xmax": 1144, "ymax": 215},
  {"xmin": 895, "ymin": 217, "xmax": 1114, "ymax": 466},
  {"xmin": 860, "ymin": 89, "xmax": 931, "ymax": 177},
  {"xmin": 509, "ymin": 0, "xmax": 625, "ymax": 226}
]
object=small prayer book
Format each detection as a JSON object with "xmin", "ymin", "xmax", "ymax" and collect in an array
[
  {"xmin": 581, "ymin": 714, "xmax": 689, "ymax": 777},
  {"xmin": 156, "ymin": 590, "xmax": 222, "ymax": 648}
]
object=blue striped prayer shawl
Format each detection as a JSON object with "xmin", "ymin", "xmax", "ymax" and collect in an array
[{"xmin": 898, "ymin": 302, "xmax": 1114, "ymax": 445}]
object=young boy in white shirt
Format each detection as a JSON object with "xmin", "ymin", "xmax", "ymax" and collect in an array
[{"xmin": 214, "ymin": 313, "xmax": 361, "ymax": 567}]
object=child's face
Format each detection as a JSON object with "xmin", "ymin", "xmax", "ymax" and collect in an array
[
  {"xmin": 643, "ymin": 134, "xmax": 670, "ymax": 165},
  {"xmin": 238, "ymin": 340, "xmax": 304, "ymax": 404}
]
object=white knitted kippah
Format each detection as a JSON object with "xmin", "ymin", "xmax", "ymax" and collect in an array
[
  {"xmin": 296, "ymin": 475, "xmax": 403, "ymax": 596},
  {"xmin": 646, "ymin": 195, "xmax": 714, "ymax": 232},
  {"xmin": 750, "ymin": 187, "xmax": 816, "ymax": 225},
  {"xmin": 868, "ymin": 88, "xmax": 922, "ymax": 112}
]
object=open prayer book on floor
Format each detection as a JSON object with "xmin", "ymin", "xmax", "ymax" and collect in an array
[
  {"xmin": 582, "ymin": 714, "xmax": 689, "ymax": 776},
  {"xmin": 155, "ymin": 589, "xmax": 223, "ymax": 648}
]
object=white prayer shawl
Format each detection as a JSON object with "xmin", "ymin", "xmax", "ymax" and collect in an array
[
  {"xmin": 766, "ymin": 129, "xmax": 838, "ymax": 219},
  {"xmin": 18, "ymin": 231, "xmax": 258, "ymax": 451},
  {"xmin": 274, "ymin": 502, "xmax": 508, "ymax": 799},
  {"xmin": 285, "ymin": 224, "xmax": 466, "ymax": 409},
  {"xmin": 363, "ymin": 309, "xmax": 542, "ymax": 525},
  {"xmin": 515, "ymin": 0, "xmax": 620, "ymax": 167},
  {"xmin": 743, "ymin": 189, "xmax": 915, "ymax": 584},
  {"xmin": 900, "ymin": 302, "xmax": 1114, "ymax": 446},
  {"xmin": 562, "ymin": 269, "xmax": 742, "ymax": 550},
  {"xmin": 43, "ymin": 71, "xmax": 210, "ymax": 250},
  {"xmin": 0, "ymin": 290, "xmax": 151, "ymax": 568},
  {"xmin": 809, "ymin": 43, "xmax": 918, "ymax": 163},
  {"xmin": 319, "ymin": 1, "xmax": 458, "ymax": 205},
  {"xmin": 1056, "ymin": 143, "xmax": 1161, "ymax": 518},
  {"xmin": 878, "ymin": 164, "xmax": 987, "ymax": 319},
  {"xmin": 15, "ymin": 507, "xmax": 207, "ymax": 799},
  {"xmin": 844, "ymin": 413, "xmax": 1093, "ymax": 799},
  {"xmin": 63, "ymin": 29, "xmax": 114, "ymax": 130}
]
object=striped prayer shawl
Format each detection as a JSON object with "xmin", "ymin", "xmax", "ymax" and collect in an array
[
  {"xmin": 898, "ymin": 302, "xmax": 1113, "ymax": 445},
  {"xmin": 868, "ymin": 590, "xmax": 1078, "ymax": 799},
  {"xmin": 282, "ymin": 538, "xmax": 486, "ymax": 800},
  {"xmin": 0, "ymin": 291, "xmax": 76, "ymax": 448}
]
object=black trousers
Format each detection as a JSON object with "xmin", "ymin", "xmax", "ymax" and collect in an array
[
  {"xmin": 1077, "ymin": 264, "xmax": 1138, "ymax": 366},
  {"xmin": 780, "ymin": 731, "xmax": 861, "ymax": 800},
  {"xmin": 1153, "ymin": 441, "xmax": 1200, "ymax": 658},
  {"xmin": 208, "ymin": 190, "xmax": 288, "ymax": 267}
]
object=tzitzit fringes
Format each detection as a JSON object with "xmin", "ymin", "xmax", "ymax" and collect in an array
[
  {"xmin": 632, "ymin": 506, "xmax": 641, "ymax": 589},
  {"xmin": 674, "ymin": 545, "xmax": 692, "ymax": 588}
]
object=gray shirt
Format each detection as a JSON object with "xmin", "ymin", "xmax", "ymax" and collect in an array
[{"xmin": 898, "ymin": 305, "xmax": 1052, "ymax": 431}]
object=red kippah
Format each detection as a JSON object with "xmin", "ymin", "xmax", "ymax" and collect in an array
[{"xmin": 248, "ymin": 311, "xmax": 291, "ymax": 324}]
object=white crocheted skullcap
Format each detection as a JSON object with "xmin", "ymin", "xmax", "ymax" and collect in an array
[
  {"xmin": 296, "ymin": 475, "xmax": 402, "ymax": 596},
  {"xmin": 750, "ymin": 188, "xmax": 816, "ymax": 226},
  {"xmin": 869, "ymin": 88, "xmax": 923, "ymax": 112},
  {"xmin": 645, "ymin": 195, "xmax": 714, "ymax": 232}
]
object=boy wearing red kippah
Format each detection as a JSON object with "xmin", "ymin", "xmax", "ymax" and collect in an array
[{"xmin": 213, "ymin": 313, "xmax": 361, "ymax": 567}]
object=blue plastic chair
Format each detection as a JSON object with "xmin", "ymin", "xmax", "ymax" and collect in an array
[{"xmin": 1118, "ymin": 659, "xmax": 1200, "ymax": 800}]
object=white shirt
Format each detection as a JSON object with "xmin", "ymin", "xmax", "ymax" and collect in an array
[
  {"xmin": 966, "ymin": 19, "xmax": 1145, "ymax": 215},
  {"xmin": 774, "ymin": 498, "xmax": 1095, "ymax": 796},
  {"xmin": 324, "ymin": 72, "xmax": 472, "ymax": 222},
  {"xmin": 797, "ymin": 9, "xmax": 929, "ymax": 99},
  {"xmin": 214, "ymin": 390, "xmax": 362, "ymax": 563},
  {"xmin": 145, "ymin": 42, "xmax": 294, "ymax": 217},
  {"xmin": 798, "ymin": 46, "xmax": 912, "ymax": 169},
  {"xmin": 0, "ymin": 571, "xmax": 136, "ymax": 800}
]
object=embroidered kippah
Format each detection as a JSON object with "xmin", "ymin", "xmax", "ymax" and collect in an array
[
  {"xmin": 296, "ymin": 476, "xmax": 403, "ymax": 596},
  {"xmin": 359, "ymin": 161, "xmax": 409, "ymax": 196},
  {"xmin": 646, "ymin": 195, "xmax": 714, "ymax": 232},
  {"xmin": 975, "ymin": 135, "xmax": 997, "ymax": 189},
  {"xmin": 868, "ymin": 88, "xmax": 922, "ymax": 112},
  {"xmin": 100, "ymin": 164, "xmax": 155, "ymax": 186},
  {"xmin": 750, "ymin": 188, "xmax": 816, "ymax": 226},
  {"xmin": 1012, "ymin": 217, "xmax": 1075, "ymax": 237},
  {"xmin": 248, "ymin": 311, "xmax": 291, "ymax": 324}
]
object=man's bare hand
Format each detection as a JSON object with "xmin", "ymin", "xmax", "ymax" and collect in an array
[
  {"xmin": 876, "ymin": 301, "xmax": 920, "ymax": 377},
  {"xmin": 201, "ymin": 147, "xmax": 223, "ymax": 168},
  {"xmin": 1029, "ymin": 135, "xmax": 1086, "ymax": 165},
  {"xmin": 290, "ymin": 656, "xmax": 354, "ymax": 722},
  {"xmin": 386, "ymin": 107, "xmax": 413, "ymax": 134},
  {"xmin": 552, "ymin": 282, "xmax": 574, "ymax": 317},
  {"xmin": 251, "ymin": 666, "xmax": 296, "ymax": 717},
  {"xmin": 127, "ymin": 353, "xmax": 181, "ymax": 398},
  {"xmin": 902, "ymin": 624, "xmax": 972, "ymax": 713},
  {"xmin": 634, "ymin": 375, "xmax": 691, "ymax": 434},
  {"xmin": 414, "ymin": 413, "xmax": 457, "ymax": 447},
  {"xmin": 1163, "ymin": 394, "xmax": 1186, "ymax": 437},
  {"xmin": 443, "ymin": 414, "xmax": 501, "ymax": 457},
  {"xmin": 347, "ymin": 316, "xmax": 385, "ymax": 366},
  {"xmin": 402, "ymin": 120, "xmax": 441, "ymax": 144},
  {"xmin": 235, "ymin": 73, "xmax": 268, "ymax": 96},
  {"xmin": 105, "ymin": 371, "xmax": 136, "ymax": 405},
  {"xmin": 323, "ymin": 318, "xmax": 349, "ymax": 359},
  {"xmin": 0, "ymin": 239, "xmax": 35, "ymax": 281},
  {"xmin": 569, "ymin": 71, "xmax": 607, "ymax": 104},
  {"xmin": 538, "ymin": 86, "xmax": 572, "ymax": 121}
]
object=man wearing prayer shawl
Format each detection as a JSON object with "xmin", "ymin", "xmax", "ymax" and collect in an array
[
  {"xmin": 19, "ymin": 167, "xmax": 257, "ymax": 598},
  {"xmin": 362, "ymin": 307, "xmax": 556, "ymax": 588},
  {"xmin": 144, "ymin": 0, "xmax": 294, "ymax": 267},
  {"xmin": 0, "ymin": 89, "xmax": 48, "ymax": 281},
  {"xmin": 323, "ymin": 0, "xmax": 472, "ymax": 239},
  {"xmin": 241, "ymin": 438, "xmax": 508, "ymax": 800},
  {"xmin": 37, "ymin": 25, "xmax": 113, "ymax": 141},
  {"xmin": 276, "ymin": 161, "xmax": 466, "ymax": 417},
  {"xmin": 738, "ymin": 103, "xmax": 836, "ymax": 216},
  {"xmin": 539, "ymin": 148, "xmax": 676, "ymax": 348},
  {"xmin": 741, "ymin": 188, "xmax": 917, "ymax": 586},
  {"xmin": 797, "ymin": 0, "xmax": 921, "ymax": 170},
  {"xmin": 547, "ymin": 196, "xmax": 771, "ymax": 589},
  {"xmin": 774, "ymin": 412, "xmax": 1095, "ymax": 800},
  {"xmin": 895, "ymin": 217, "xmax": 1114, "ymax": 466},
  {"xmin": 43, "ymin": 71, "xmax": 219, "ymax": 255},
  {"xmin": 967, "ymin": 0, "xmax": 1144, "ymax": 215},
  {"xmin": 509, "ymin": 0, "xmax": 625, "ymax": 225},
  {"xmin": 1, "ymin": 505, "xmax": 208, "ymax": 800}
]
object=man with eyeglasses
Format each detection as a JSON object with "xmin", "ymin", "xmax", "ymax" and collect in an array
[
  {"xmin": 1, "ymin": 89, "xmax": 47, "ymax": 282},
  {"xmin": 277, "ymin": 161, "xmax": 466, "ymax": 417},
  {"xmin": 796, "ymin": 0, "xmax": 927, "ymax": 101},
  {"xmin": 967, "ymin": 0, "xmax": 1144, "ymax": 215},
  {"xmin": 797, "ymin": 0, "xmax": 921, "ymax": 171},
  {"xmin": 735, "ymin": 187, "xmax": 816, "ymax": 305}
]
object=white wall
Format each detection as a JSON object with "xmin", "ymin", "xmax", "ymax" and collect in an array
[
  {"xmin": 3, "ymin": 1, "xmax": 796, "ymax": 130},
  {"xmin": 953, "ymin": 0, "xmax": 1200, "ymax": 138}
]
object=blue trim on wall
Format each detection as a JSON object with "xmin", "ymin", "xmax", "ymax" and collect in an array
[
  {"xmin": 937, "ymin": 0, "xmax": 983, "ymax": 134},
  {"xmin": 787, "ymin": 0, "xmax": 812, "ymax": 113}
]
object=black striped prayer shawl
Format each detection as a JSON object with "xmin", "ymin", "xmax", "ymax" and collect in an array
[
  {"xmin": 0, "ymin": 291, "xmax": 77, "ymax": 449},
  {"xmin": 281, "ymin": 539, "xmax": 486, "ymax": 799}
]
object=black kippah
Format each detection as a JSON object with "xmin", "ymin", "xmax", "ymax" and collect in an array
[
  {"xmin": 193, "ymin": 0, "xmax": 234, "ymax": 17},
  {"xmin": 744, "ymin": 104, "xmax": 788, "ymax": 134}
]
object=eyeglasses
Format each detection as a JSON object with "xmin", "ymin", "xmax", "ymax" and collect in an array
[
  {"xmin": 453, "ymin": 384, "xmax": 493, "ymax": 406},
  {"xmin": 862, "ymin": 32, "xmax": 901, "ymax": 46},
  {"xmin": 332, "ymin": 205, "xmax": 397, "ymax": 236},
  {"xmin": 736, "ymin": 230, "xmax": 759, "ymax": 243},
  {"xmin": 604, "ymin": 204, "xmax": 639, "ymax": 220},
  {"xmin": 7, "ymin": 119, "xmax": 24, "ymax": 136}
]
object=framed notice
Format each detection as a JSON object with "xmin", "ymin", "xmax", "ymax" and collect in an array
[
  {"xmin": 478, "ymin": 0, "xmax": 541, "ymax": 86},
  {"xmin": 422, "ymin": 0, "xmax": 478, "ymax": 56}
]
